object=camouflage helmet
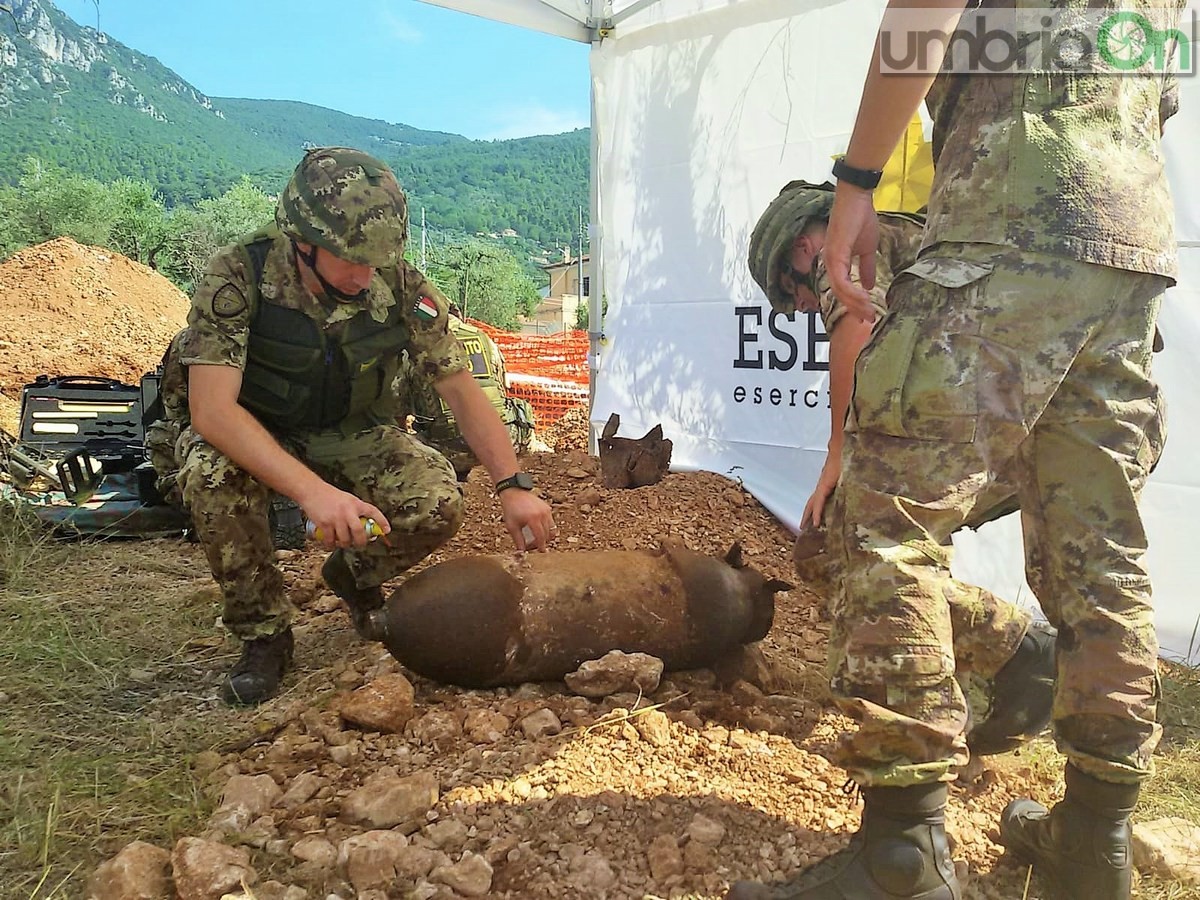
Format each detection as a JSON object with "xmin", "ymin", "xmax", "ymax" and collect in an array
[
  {"xmin": 276, "ymin": 147, "xmax": 408, "ymax": 268},
  {"xmin": 747, "ymin": 180, "xmax": 836, "ymax": 314}
]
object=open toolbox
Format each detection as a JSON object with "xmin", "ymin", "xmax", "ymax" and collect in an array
[{"xmin": 17, "ymin": 374, "xmax": 147, "ymax": 475}]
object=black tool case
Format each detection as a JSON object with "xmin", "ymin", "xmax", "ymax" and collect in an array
[{"xmin": 18, "ymin": 375, "xmax": 146, "ymax": 475}]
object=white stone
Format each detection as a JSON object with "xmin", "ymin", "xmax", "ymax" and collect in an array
[
  {"xmin": 1133, "ymin": 816, "xmax": 1200, "ymax": 884},
  {"xmin": 85, "ymin": 841, "xmax": 172, "ymax": 900},
  {"xmin": 430, "ymin": 851, "xmax": 494, "ymax": 897}
]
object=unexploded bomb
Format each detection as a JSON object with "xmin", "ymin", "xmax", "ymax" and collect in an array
[{"xmin": 362, "ymin": 542, "xmax": 791, "ymax": 688}]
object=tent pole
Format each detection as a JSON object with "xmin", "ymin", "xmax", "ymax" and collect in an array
[{"xmin": 586, "ymin": 3, "xmax": 604, "ymax": 456}]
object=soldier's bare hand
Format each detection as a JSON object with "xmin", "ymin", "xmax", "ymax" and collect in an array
[
  {"xmin": 801, "ymin": 455, "xmax": 841, "ymax": 530},
  {"xmin": 299, "ymin": 484, "xmax": 390, "ymax": 548},
  {"xmin": 500, "ymin": 489, "xmax": 556, "ymax": 552},
  {"xmin": 825, "ymin": 183, "xmax": 880, "ymax": 324}
]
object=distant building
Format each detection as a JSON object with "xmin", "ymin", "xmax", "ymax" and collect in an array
[{"xmin": 526, "ymin": 250, "xmax": 589, "ymax": 334}]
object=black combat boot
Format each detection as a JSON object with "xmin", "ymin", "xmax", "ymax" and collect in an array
[
  {"xmin": 968, "ymin": 621, "xmax": 1057, "ymax": 756},
  {"xmin": 322, "ymin": 550, "xmax": 384, "ymax": 639},
  {"xmin": 221, "ymin": 628, "xmax": 294, "ymax": 705},
  {"xmin": 1000, "ymin": 765, "xmax": 1139, "ymax": 900},
  {"xmin": 725, "ymin": 783, "xmax": 961, "ymax": 899}
]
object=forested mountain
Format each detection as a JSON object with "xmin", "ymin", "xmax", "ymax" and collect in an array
[
  {"xmin": 394, "ymin": 131, "xmax": 589, "ymax": 246},
  {"xmin": 211, "ymin": 98, "xmax": 467, "ymax": 157},
  {"xmin": 0, "ymin": 0, "xmax": 589, "ymax": 249}
]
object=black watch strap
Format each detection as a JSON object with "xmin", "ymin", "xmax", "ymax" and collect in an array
[
  {"xmin": 832, "ymin": 157, "xmax": 883, "ymax": 191},
  {"xmin": 495, "ymin": 472, "xmax": 535, "ymax": 494}
]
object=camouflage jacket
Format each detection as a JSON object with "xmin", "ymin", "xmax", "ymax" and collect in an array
[
  {"xmin": 395, "ymin": 314, "xmax": 511, "ymax": 442},
  {"xmin": 815, "ymin": 213, "xmax": 926, "ymax": 331},
  {"xmin": 922, "ymin": 0, "xmax": 1182, "ymax": 280}
]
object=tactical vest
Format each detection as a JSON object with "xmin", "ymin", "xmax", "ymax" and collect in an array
[
  {"xmin": 236, "ymin": 226, "xmax": 410, "ymax": 434},
  {"xmin": 415, "ymin": 317, "xmax": 509, "ymax": 445}
]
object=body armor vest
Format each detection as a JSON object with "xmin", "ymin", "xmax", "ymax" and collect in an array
[
  {"xmin": 420, "ymin": 318, "xmax": 509, "ymax": 444},
  {"xmin": 396, "ymin": 317, "xmax": 532, "ymax": 476},
  {"xmin": 235, "ymin": 227, "xmax": 410, "ymax": 433}
]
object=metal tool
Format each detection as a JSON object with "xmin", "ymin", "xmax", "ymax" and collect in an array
[{"xmin": 0, "ymin": 426, "xmax": 104, "ymax": 504}]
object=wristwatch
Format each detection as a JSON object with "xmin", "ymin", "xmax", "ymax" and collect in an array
[
  {"xmin": 832, "ymin": 157, "xmax": 884, "ymax": 191},
  {"xmin": 495, "ymin": 472, "xmax": 535, "ymax": 495}
]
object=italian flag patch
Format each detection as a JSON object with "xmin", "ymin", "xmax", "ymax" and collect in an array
[{"xmin": 414, "ymin": 296, "xmax": 439, "ymax": 320}]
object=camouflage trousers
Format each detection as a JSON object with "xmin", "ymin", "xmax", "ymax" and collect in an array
[
  {"xmin": 828, "ymin": 243, "xmax": 1165, "ymax": 787},
  {"xmin": 796, "ymin": 499, "xmax": 1032, "ymax": 731},
  {"xmin": 175, "ymin": 423, "xmax": 465, "ymax": 640}
]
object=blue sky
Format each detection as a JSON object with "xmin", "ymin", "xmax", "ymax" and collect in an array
[{"xmin": 51, "ymin": 0, "xmax": 592, "ymax": 141}]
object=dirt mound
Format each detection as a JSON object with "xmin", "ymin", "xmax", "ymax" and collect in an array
[{"xmin": 0, "ymin": 237, "xmax": 188, "ymax": 396}]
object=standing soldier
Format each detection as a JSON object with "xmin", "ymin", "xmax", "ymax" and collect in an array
[
  {"xmin": 747, "ymin": 180, "xmax": 1059, "ymax": 759},
  {"xmin": 729, "ymin": 0, "xmax": 1182, "ymax": 894},
  {"xmin": 152, "ymin": 147, "xmax": 554, "ymax": 705}
]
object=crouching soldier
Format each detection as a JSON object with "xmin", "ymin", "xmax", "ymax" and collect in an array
[
  {"xmin": 748, "ymin": 180, "xmax": 1067, "ymax": 757},
  {"xmin": 394, "ymin": 304, "xmax": 536, "ymax": 480},
  {"xmin": 147, "ymin": 146, "xmax": 554, "ymax": 705}
]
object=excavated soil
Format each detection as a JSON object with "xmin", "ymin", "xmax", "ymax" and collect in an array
[
  {"xmin": 0, "ymin": 237, "xmax": 189, "ymax": 432},
  {"xmin": 4, "ymin": 240, "xmax": 1065, "ymax": 898}
]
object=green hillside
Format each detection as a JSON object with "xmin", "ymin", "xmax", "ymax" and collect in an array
[
  {"xmin": 393, "ymin": 131, "xmax": 589, "ymax": 246},
  {"xmin": 213, "ymin": 97, "xmax": 466, "ymax": 153},
  {"xmin": 0, "ymin": 0, "xmax": 589, "ymax": 249}
]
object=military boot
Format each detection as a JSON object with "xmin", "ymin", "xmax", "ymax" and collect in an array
[
  {"xmin": 968, "ymin": 621, "xmax": 1057, "ymax": 756},
  {"xmin": 322, "ymin": 550, "xmax": 384, "ymax": 639},
  {"xmin": 725, "ymin": 783, "xmax": 961, "ymax": 899},
  {"xmin": 221, "ymin": 628, "xmax": 294, "ymax": 705},
  {"xmin": 1000, "ymin": 765, "xmax": 1138, "ymax": 900}
]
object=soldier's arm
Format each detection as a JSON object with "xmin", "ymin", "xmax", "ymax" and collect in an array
[
  {"xmin": 435, "ymin": 370, "xmax": 520, "ymax": 478},
  {"xmin": 187, "ymin": 365, "xmax": 388, "ymax": 548},
  {"xmin": 801, "ymin": 313, "xmax": 875, "ymax": 529},
  {"xmin": 828, "ymin": 315, "xmax": 875, "ymax": 455},
  {"xmin": 436, "ymin": 370, "xmax": 555, "ymax": 551},
  {"xmin": 815, "ymin": 254, "xmax": 888, "ymax": 456},
  {"xmin": 803, "ymin": 246, "xmax": 891, "ymax": 527},
  {"xmin": 826, "ymin": 0, "xmax": 967, "ymax": 310}
]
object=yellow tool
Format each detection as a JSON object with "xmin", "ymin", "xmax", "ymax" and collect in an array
[{"xmin": 306, "ymin": 516, "xmax": 391, "ymax": 545}]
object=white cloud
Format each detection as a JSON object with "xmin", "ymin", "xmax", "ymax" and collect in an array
[
  {"xmin": 483, "ymin": 103, "xmax": 589, "ymax": 141},
  {"xmin": 379, "ymin": 8, "xmax": 423, "ymax": 43}
]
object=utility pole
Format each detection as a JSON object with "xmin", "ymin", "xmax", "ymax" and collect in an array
[
  {"xmin": 577, "ymin": 205, "xmax": 584, "ymax": 329},
  {"xmin": 421, "ymin": 207, "xmax": 427, "ymax": 270}
]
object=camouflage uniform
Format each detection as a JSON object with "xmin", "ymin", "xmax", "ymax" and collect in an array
[
  {"xmin": 827, "ymin": 9, "xmax": 1178, "ymax": 786},
  {"xmin": 814, "ymin": 212, "xmax": 921, "ymax": 333},
  {"xmin": 761, "ymin": 207, "xmax": 1034, "ymax": 710},
  {"xmin": 157, "ymin": 233, "xmax": 469, "ymax": 641},
  {"xmin": 394, "ymin": 314, "xmax": 535, "ymax": 478}
]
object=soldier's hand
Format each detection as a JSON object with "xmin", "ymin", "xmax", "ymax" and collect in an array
[
  {"xmin": 499, "ymin": 489, "xmax": 556, "ymax": 552},
  {"xmin": 801, "ymin": 455, "xmax": 840, "ymax": 530},
  {"xmin": 300, "ymin": 484, "xmax": 390, "ymax": 549},
  {"xmin": 825, "ymin": 182, "xmax": 880, "ymax": 324}
]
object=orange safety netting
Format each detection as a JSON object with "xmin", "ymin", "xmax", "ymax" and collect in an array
[{"xmin": 468, "ymin": 319, "xmax": 590, "ymax": 425}]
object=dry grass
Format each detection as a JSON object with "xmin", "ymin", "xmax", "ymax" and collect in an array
[
  {"xmin": 0, "ymin": 504, "xmax": 245, "ymax": 899},
  {"xmin": 1136, "ymin": 665, "xmax": 1200, "ymax": 899}
]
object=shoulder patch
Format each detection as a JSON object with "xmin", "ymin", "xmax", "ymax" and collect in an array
[
  {"xmin": 413, "ymin": 295, "xmax": 439, "ymax": 321},
  {"xmin": 211, "ymin": 284, "xmax": 248, "ymax": 319}
]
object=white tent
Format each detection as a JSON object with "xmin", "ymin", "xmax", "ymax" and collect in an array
[{"xmin": 418, "ymin": 0, "xmax": 1200, "ymax": 661}]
